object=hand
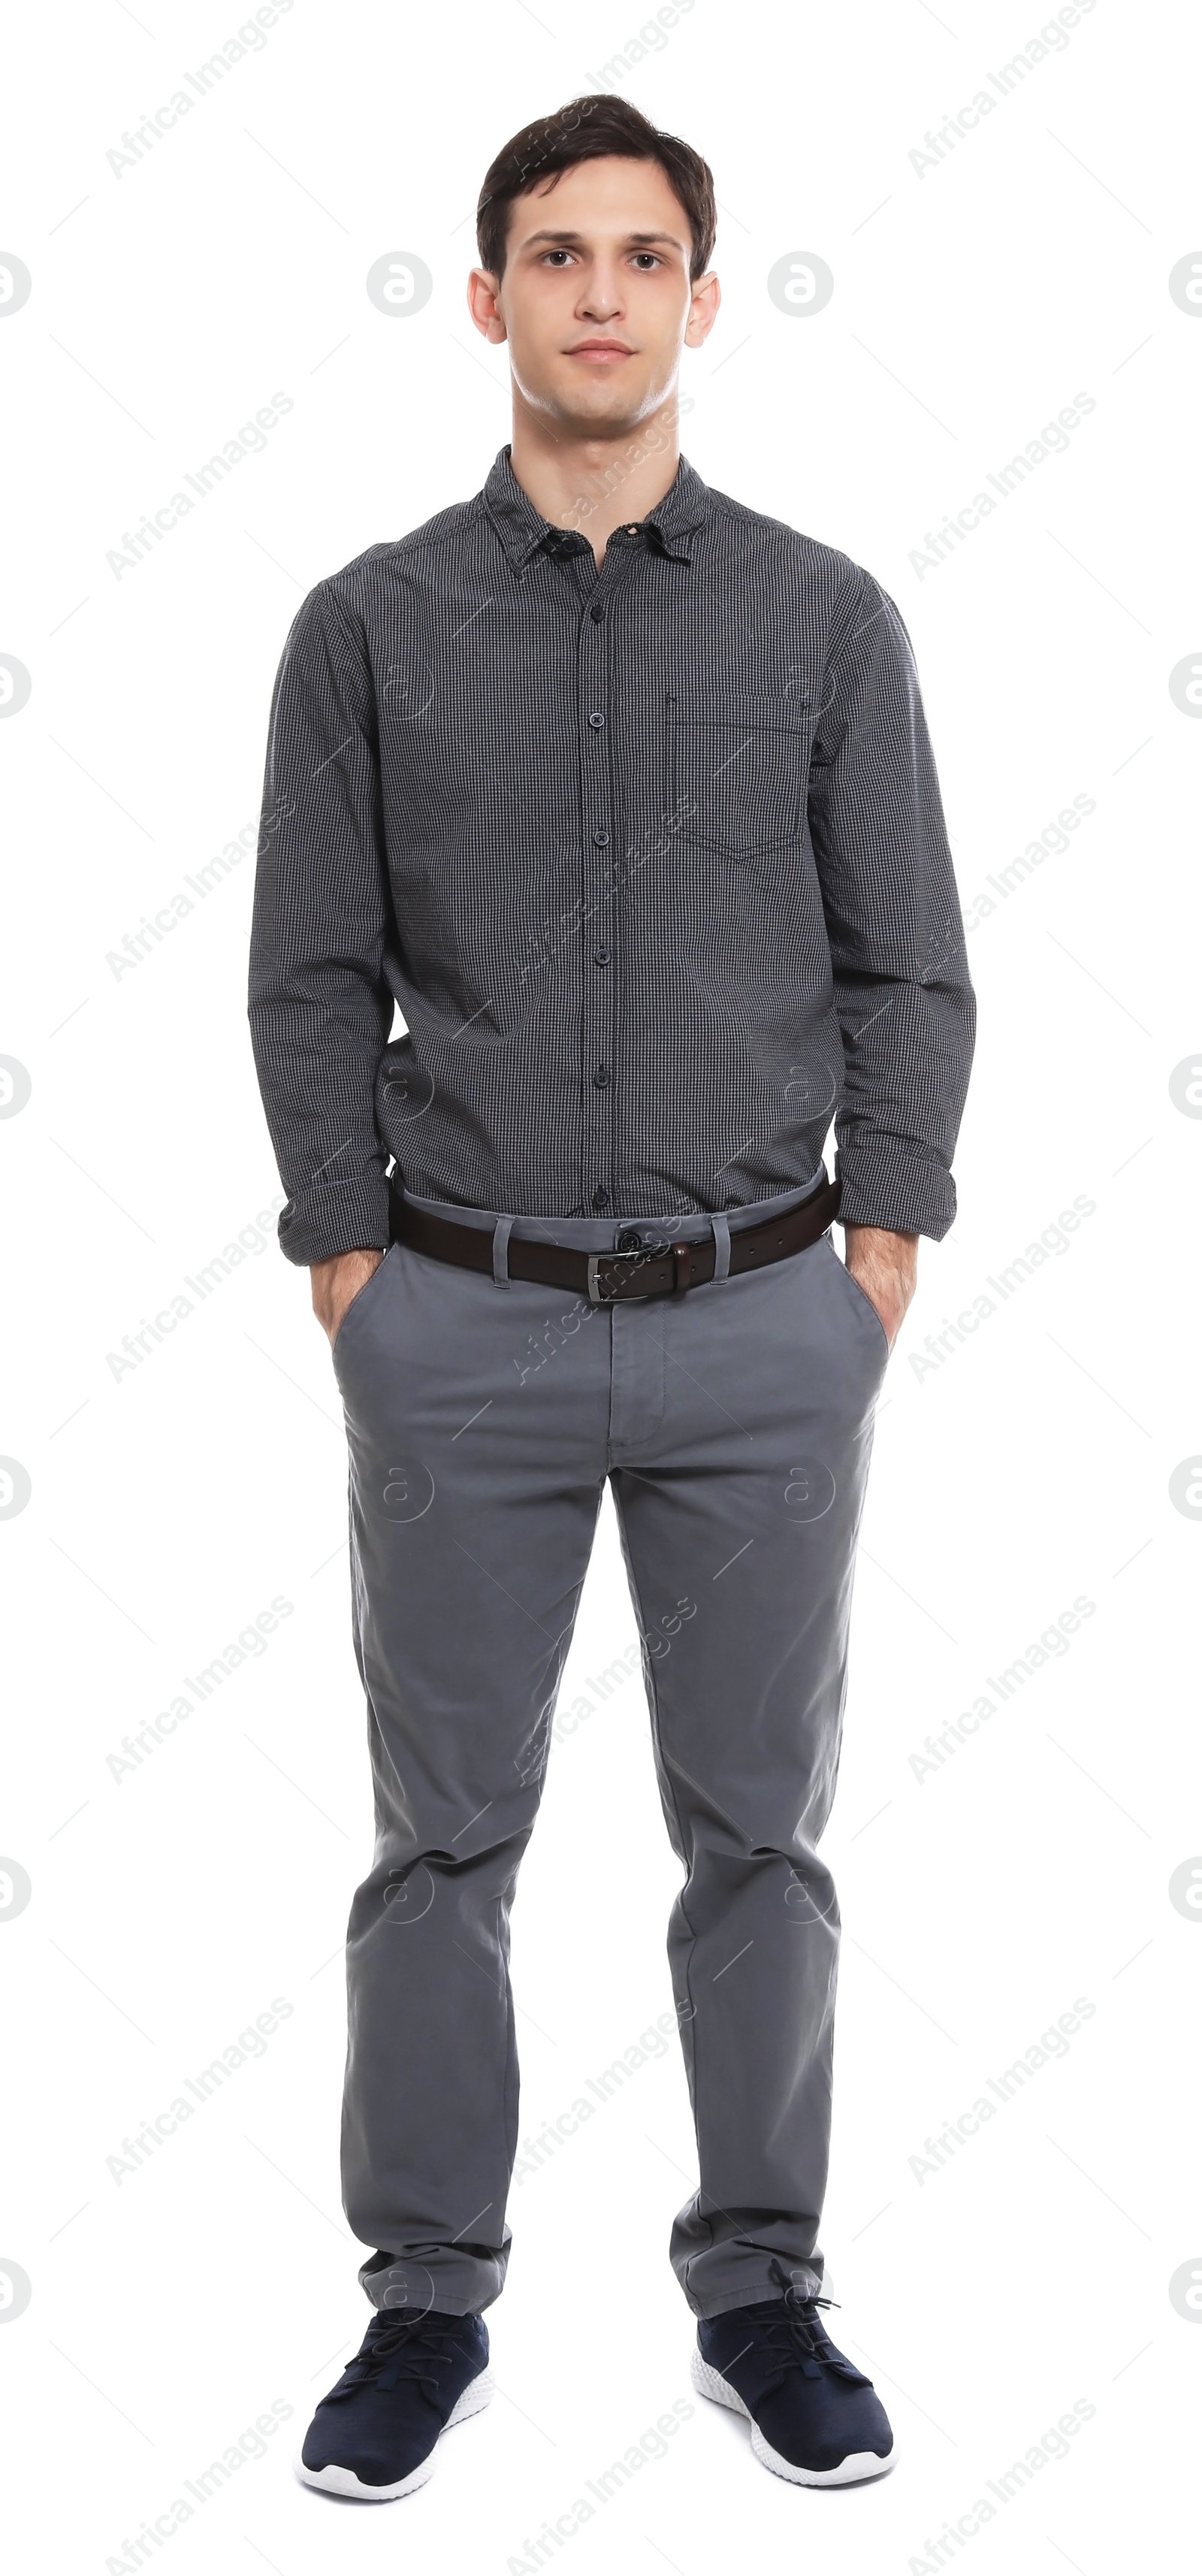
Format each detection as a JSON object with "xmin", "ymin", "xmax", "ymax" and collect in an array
[
  {"xmin": 842, "ymin": 1224, "xmax": 920, "ymax": 1353},
  {"xmin": 311, "ymin": 1246, "xmax": 385, "ymax": 1347}
]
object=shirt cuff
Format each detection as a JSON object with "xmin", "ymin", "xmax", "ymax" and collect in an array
[
  {"xmin": 834, "ymin": 1144, "xmax": 958, "ymax": 1242},
  {"xmin": 277, "ymin": 1174, "xmax": 391, "ymax": 1268}
]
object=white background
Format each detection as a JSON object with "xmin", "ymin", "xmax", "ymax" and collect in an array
[{"xmin": 2, "ymin": 2, "xmax": 1199, "ymax": 2569}]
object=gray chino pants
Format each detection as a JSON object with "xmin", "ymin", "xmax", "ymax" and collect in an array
[{"xmin": 330, "ymin": 1175, "xmax": 890, "ymax": 2322}]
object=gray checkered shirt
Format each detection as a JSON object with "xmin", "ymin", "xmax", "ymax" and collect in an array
[{"xmin": 248, "ymin": 445, "xmax": 975, "ymax": 1265}]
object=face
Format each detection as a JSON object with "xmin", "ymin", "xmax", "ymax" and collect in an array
[{"xmin": 468, "ymin": 153, "xmax": 720, "ymax": 435}]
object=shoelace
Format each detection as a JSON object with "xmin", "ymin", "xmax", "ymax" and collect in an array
[
  {"xmin": 738, "ymin": 2257, "xmax": 872, "ymax": 2387},
  {"xmin": 325, "ymin": 2305, "xmax": 473, "ymax": 2402}
]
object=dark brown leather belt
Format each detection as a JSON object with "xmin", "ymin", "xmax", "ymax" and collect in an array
[{"xmin": 390, "ymin": 1169, "xmax": 841, "ymax": 1303}]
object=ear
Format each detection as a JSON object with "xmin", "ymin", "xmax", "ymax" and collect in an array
[
  {"xmin": 684, "ymin": 269, "xmax": 721, "ymax": 351},
  {"xmin": 467, "ymin": 267, "xmax": 509, "ymax": 345}
]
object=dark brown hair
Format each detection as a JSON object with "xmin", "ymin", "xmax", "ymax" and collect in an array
[{"xmin": 476, "ymin": 93, "xmax": 716, "ymax": 285}]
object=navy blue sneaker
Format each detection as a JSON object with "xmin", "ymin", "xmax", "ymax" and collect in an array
[
  {"xmin": 296, "ymin": 2302, "xmax": 493, "ymax": 2500},
  {"xmin": 692, "ymin": 2261, "xmax": 895, "ymax": 2486}
]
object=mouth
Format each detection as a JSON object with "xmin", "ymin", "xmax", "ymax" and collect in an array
[{"xmin": 567, "ymin": 341, "xmax": 635, "ymax": 362}]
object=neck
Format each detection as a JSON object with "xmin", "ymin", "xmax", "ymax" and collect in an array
[{"xmin": 508, "ymin": 391, "xmax": 681, "ymax": 566}]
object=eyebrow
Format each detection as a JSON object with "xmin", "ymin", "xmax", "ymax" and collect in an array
[{"xmin": 518, "ymin": 227, "xmax": 687, "ymax": 252}]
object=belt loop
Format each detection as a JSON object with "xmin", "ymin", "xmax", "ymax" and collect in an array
[
  {"xmin": 492, "ymin": 1214, "xmax": 515, "ymax": 1288},
  {"xmin": 711, "ymin": 1212, "xmax": 731, "ymax": 1283}
]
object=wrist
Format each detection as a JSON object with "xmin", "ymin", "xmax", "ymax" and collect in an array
[
  {"xmin": 844, "ymin": 1223, "xmax": 919, "ymax": 1271},
  {"xmin": 841, "ymin": 1225, "xmax": 920, "ymax": 1353},
  {"xmin": 310, "ymin": 1244, "xmax": 385, "ymax": 1346},
  {"xmin": 310, "ymin": 1245, "xmax": 383, "ymax": 1275}
]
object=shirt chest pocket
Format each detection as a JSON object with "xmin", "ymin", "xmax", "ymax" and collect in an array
[{"xmin": 666, "ymin": 692, "xmax": 813, "ymax": 858}]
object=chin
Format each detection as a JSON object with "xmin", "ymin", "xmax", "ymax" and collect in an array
[{"xmin": 559, "ymin": 375, "xmax": 647, "ymax": 421}]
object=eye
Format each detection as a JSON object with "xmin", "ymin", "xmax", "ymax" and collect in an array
[{"xmin": 632, "ymin": 253, "xmax": 663, "ymax": 270}]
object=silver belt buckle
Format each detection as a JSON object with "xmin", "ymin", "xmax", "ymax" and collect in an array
[
  {"xmin": 587, "ymin": 1248, "xmax": 651, "ymax": 1304},
  {"xmin": 587, "ymin": 1232, "xmax": 664, "ymax": 1304},
  {"xmin": 587, "ymin": 1250, "xmax": 633, "ymax": 1304}
]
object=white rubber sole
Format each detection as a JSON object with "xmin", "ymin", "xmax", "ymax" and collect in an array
[
  {"xmin": 690, "ymin": 2348, "xmax": 895, "ymax": 2487},
  {"xmin": 294, "ymin": 2364, "xmax": 495, "ymax": 2501}
]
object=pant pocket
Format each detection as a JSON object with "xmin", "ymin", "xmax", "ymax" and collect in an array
[
  {"xmin": 828, "ymin": 1241, "xmax": 891, "ymax": 1364},
  {"xmin": 331, "ymin": 1244, "xmax": 394, "ymax": 1359}
]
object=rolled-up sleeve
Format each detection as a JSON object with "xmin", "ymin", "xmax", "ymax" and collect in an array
[
  {"xmin": 248, "ymin": 579, "xmax": 396, "ymax": 1266},
  {"xmin": 808, "ymin": 567, "xmax": 976, "ymax": 1241}
]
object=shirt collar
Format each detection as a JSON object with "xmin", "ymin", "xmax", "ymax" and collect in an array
[{"xmin": 482, "ymin": 443, "xmax": 708, "ymax": 572}]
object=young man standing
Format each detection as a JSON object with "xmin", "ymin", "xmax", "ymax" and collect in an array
[{"xmin": 249, "ymin": 94, "xmax": 975, "ymax": 2503}]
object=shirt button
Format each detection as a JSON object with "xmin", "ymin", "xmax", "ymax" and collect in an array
[
  {"xmin": 594, "ymin": 945, "xmax": 611, "ymax": 965},
  {"xmin": 593, "ymin": 1065, "xmax": 611, "ymax": 1088},
  {"xmin": 592, "ymin": 1187, "xmax": 611, "ymax": 1212},
  {"xmin": 587, "ymin": 711, "xmax": 606, "ymax": 729},
  {"xmin": 590, "ymin": 605, "xmax": 606, "ymax": 623},
  {"xmin": 593, "ymin": 830, "xmax": 609, "ymax": 847}
]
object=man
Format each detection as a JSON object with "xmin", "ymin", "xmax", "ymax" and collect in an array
[{"xmin": 248, "ymin": 92, "xmax": 974, "ymax": 2504}]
